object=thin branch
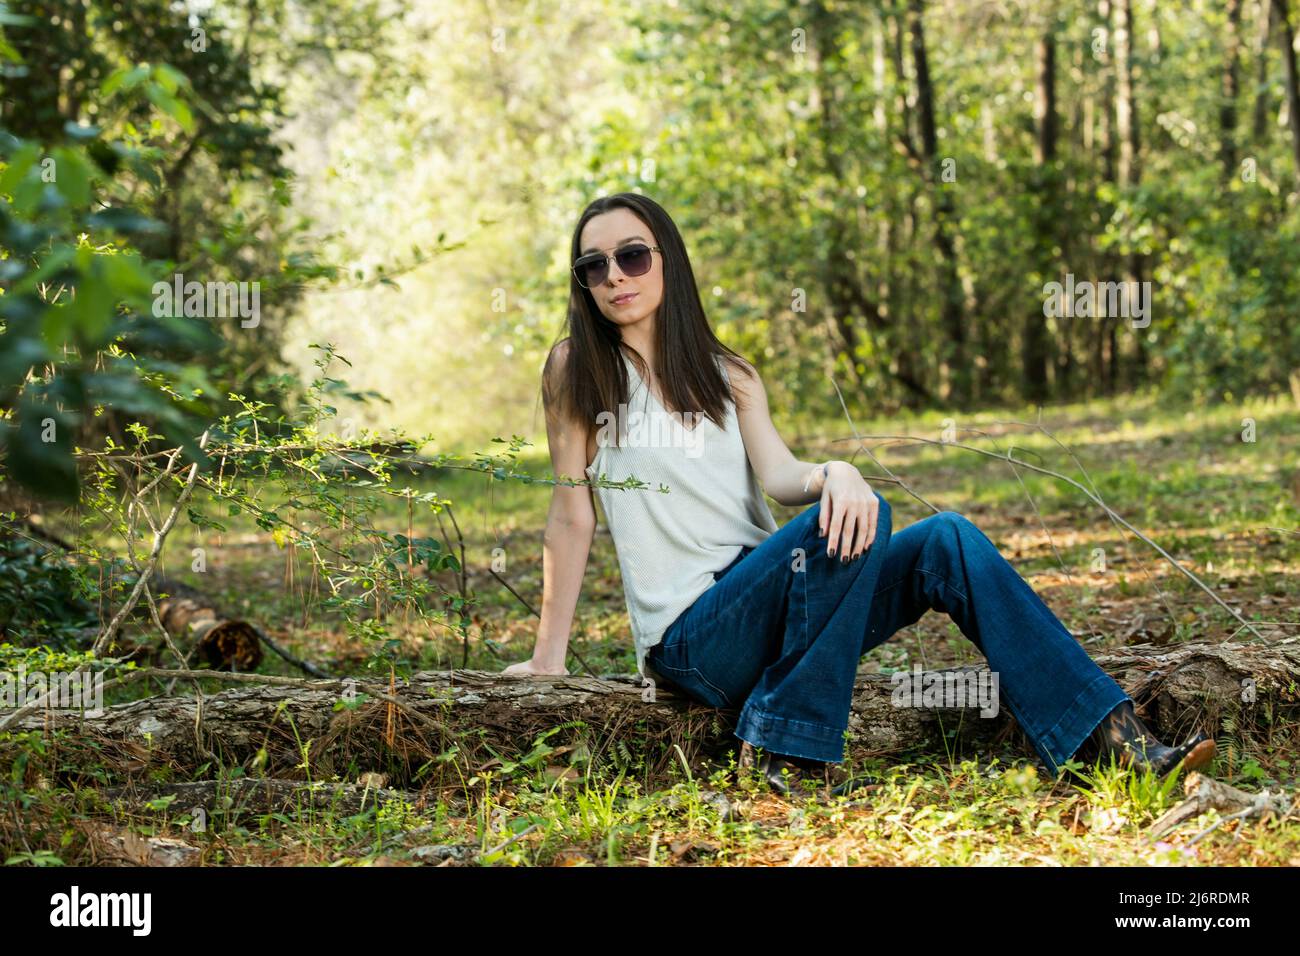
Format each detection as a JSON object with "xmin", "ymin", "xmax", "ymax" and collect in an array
[
  {"xmin": 92, "ymin": 430, "xmax": 211, "ymax": 658},
  {"xmin": 830, "ymin": 431, "xmax": 1267, "ymax": 641}
]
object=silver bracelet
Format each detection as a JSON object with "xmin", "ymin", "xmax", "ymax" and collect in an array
[{"xmin": 803, "ymin": 462, "xmax": 830, "ymax": 493}]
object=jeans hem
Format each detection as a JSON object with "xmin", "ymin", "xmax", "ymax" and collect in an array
[
  {"xmin": 734, "ymin": 705, "xmax": 847, "ymax": 764},
  {"xmin": 1036, "ymin": 672, "xmax": 1130, "ymax": 775}
]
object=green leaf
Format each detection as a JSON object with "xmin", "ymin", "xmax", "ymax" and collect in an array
[
  {"xmin": 153, "ymin": 63, "xmax": 189, "ymax": 95},
  {"xmin": 144, "ymin": 83, "xmax": 195, "ymax": 133},
  {"xmin": 101, "ymin": 252, "xmax": 156, "ymax": 303},
  {"xmin": 0, "ymin": 142, "xmax": 39, "ymax": 195},
  {"xmin": 50, "ymin": 147, "xmax": 92, "ymax": 207},
  {"xmin": 101, "ymin": 65, "xmax": 149, "ymax": 98},
  {"xmin": 56, "ymin": 268, "xmax": 113, "ymax": 346}
]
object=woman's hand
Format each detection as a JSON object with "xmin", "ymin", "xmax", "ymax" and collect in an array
[
  {"xmin": 503, "ymin": 657, "xmax": 570, "ymax": 677},
  {"xmin": 818, "ymin": 461, "xmax": 879, "ymax": 561}
]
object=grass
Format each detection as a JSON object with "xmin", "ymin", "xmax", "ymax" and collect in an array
[{"xmin": 3, "ymin": 386, "xmax": 1299, "ymax": 865}]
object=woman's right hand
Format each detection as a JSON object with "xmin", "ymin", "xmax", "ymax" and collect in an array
[{"xmin": 503, "ymin": 658, "xmax": 570, "ymax": 677}]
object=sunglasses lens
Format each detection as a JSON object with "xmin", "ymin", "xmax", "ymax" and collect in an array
[
  {"xmin": 615, "ymin": 245, "xmax": 652, "ymax": 277},
  {"xmin": 574, "ymin": 258, "xmax": 607, "ymax": 288}
]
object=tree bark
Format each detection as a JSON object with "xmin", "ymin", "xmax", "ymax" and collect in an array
[
  {"xmin": 1273, "ymin": 0, "xmax": 1300, "ymax": 176},
  {"xmin": 1095, "ymin": 0, "xmax": 1119, "ymax": 395},
  {"xmin": 907, "ymin": 0, "xmax": 970, "ymax": 406},
  {"xmin": 1254, "ymin": 0, "xmax": 1276, "ymax": 142},
  {"xmin": 1026, "ymin": 28, "xmax": 1058, "ymax": 404},
  {"xmin": 15, "ymin": 641, "xmax": 1298, "ymax": 781},
  {"xmin": 1221, "ymin": 0, "xmax": 1245, "ymax": 179},
  {"xmin": 150, "ymin": 576, "xmax": 265, "ymax": 672},
  {"xmin": 1115, "ymin": 0, "xmax": 1148, "ymax": 387}
]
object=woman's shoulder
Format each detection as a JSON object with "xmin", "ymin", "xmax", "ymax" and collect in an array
[
  {"xmin": 717, "ymin": 352, "xmax": 760, "ymax": 391},
  {"xmin": 543, "ymin": 338, "xmax": 579, "ymax": 393},
  {"xmin": 547, "ymin": 336, "xmax": 574, "ymax": 368}
]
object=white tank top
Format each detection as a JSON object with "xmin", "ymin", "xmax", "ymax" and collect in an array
[{"xmin": 584, "ymin": 349, "xmax": 779, "ymax": 682}]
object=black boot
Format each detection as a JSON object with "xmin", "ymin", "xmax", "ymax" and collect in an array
[
  {"xmin": 1088, "ymin": 700, "xmax": 1216, "ymax": 778},
  {"xmin": 738, "ymin": 741, "xmax": 877, "ymax": 798},
  {"xmin": 737, "ymin": 740, "xmax": 802, "ymax": 796}
]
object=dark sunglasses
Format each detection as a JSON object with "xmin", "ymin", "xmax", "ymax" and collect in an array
[{"xmin": 571, "ymin": 243, "xmax": 661, "ymax": 289}]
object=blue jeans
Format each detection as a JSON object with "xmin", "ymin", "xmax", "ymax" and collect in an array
[{"xmin": 645, "ymin": 493, "xmax": 1130, "ymax": 774}]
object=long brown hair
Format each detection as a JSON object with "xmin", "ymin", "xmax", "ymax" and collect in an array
[{"xmin": 540, "ymin": 192, "xmax": 750, "ymax": 447}]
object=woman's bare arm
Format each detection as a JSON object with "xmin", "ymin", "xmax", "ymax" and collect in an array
[
  {"xmin": 506, "ymin": 340, "xmax": 596, "ymax": 675},
  {"xmin": 726, "ymin": 357, "xmax": 845, "ymax": 506},
  {"xmin": 727, "ymin": 356, "xmax": 879, "ymax": 559}
]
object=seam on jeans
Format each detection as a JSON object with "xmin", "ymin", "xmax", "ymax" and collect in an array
[
  {"xmin": 915, "ymin": 567, "xmax": 970, "ymax": 603},
  {"xmin": 744, "ymin": 705, "xmax": 845, "ymax": 735},
  {"xmin": 652, "ymin": 660, "xmax": 731, "ymax": 708},
  {"xmin": 871, "ymin": 577, "xmax": 908, "ymax": 599},
  {"xmin": 801, "ymin": 549, "xmax": 809, "ymax": 649}
]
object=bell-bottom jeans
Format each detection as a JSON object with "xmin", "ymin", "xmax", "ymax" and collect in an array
[{"xmin": 645, "ymin": 493, "xmax": 1130, "ymax": 775}]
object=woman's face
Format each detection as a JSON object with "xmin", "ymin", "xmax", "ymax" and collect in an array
[{"xmin": 577, "ymin": 207, "xmax": 664, "ymax": 330}]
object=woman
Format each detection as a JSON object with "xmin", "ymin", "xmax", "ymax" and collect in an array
[{"xmin": 505, "ymin": 192, "xmax": 1215, "ymax": 796}]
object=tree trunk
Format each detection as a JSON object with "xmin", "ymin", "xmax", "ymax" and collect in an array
[
  {"xmin": 1273, "ymin": 0, "xmax": 1300, "ymax": 176},
  {"xmin": 1116, "ymin": 0, "xmax": 1140, "ymax": 187},
  {"xmin": 2, "ymin": 3, "xmax": 65, "ymax": 140},
  {"xmin": 1116, "ymin": 0, "xmax": 1147, "ymax": 387},
  {"xmin": 1026, "ymin": 28, "xmax": 1058, "ymax": 404},
  {"xmin": 1254, "ymin": 0, "xmax": 1276, "ymax": 142},
  {"xmin": 907, "ymin": 0, "xmax": 970, "ymax": 406},
  {"xmin": 15, "ymin": 641, "xmax": 1298, "ymax": 783},
  {"xmin": 1221, "ymin": 0, "xmax": 1245, "ymax": 179},
  {"xmin": 1096, "ymin": 0, "xmax": 1119, "ymax": 395},
  {"xmin": 872, "ymin": 12, "xmax": 930, "ymax": 409},
  {"xmin": 151, "ymin": 576, "xmax": 265, "ymax": 673}
]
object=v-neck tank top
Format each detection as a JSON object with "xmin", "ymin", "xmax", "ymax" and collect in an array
[{"xmin": 584, "ymin": 349, "xmax": 779, "ymax": 683}]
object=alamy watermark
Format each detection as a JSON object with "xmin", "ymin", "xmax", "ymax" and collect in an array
[
  {"xmin": 595, "ymin": 404, "xmax": 707, "ymax": 458},
  {"xmin": 153, "ymin": 272, "xmax": 261, "ymax": 328},
  {"xmin": 1042, "ymin": 273, "xmax": 1151, "ymax": 329},
  {"xmin": 890, "ymin": 664, "xmax": 1000, "ymax": 717},
  {"xmin": 1, "ymin": 666, "xmax": 105, "ymax": 718},
  {"xmin": 50, "ymin": 886, "xmax": 150, "ymax": 935}
]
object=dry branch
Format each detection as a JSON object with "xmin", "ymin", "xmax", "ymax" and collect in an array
[{"xmin": 1146, "ymin": 771, "xmax": 1295, "ymax": 843}]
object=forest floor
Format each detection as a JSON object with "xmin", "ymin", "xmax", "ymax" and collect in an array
[{"xmin": 4, "ymin": 389, "xmax": 1300, "ymax": 866}]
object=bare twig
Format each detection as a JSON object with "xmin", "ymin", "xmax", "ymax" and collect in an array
[
  {"xmin": 828, "ymin": 430, "xmax": 1267, "ymax": 641},
  {"xmin": 92, "ymin": 430, "xmax": 211, "ymax": 658}
]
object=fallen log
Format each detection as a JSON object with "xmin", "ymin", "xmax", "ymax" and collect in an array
[
  {"xmin": 9, "ymin": 640, "xmax": 1299, "ymax": 787},
  {"xmin": 151, "ymin": 575, "xmax": 264, "ymax": 672},
  {"xmin": 150, "ymin": 575, "xmax": 330, "ymax": 678}
]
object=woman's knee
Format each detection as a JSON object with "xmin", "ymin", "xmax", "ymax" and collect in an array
[{"xmin": 926, "ymin": 511, "xmax": 988, "ymax": 556}]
